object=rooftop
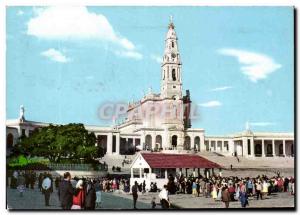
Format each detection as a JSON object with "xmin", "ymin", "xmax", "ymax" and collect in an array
[{"xmin": 141, "ymin": 152, "xmax": 221, "ymax": 169}]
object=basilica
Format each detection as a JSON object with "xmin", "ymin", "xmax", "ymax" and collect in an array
[{"xmin": 6, "ymin": 20, "xmax": 294, "ymax": 159}]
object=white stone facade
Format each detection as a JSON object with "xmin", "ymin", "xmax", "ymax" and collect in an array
[{"xmin": 6, "ymin": 20, "xmax": 294, "ymax": 159}]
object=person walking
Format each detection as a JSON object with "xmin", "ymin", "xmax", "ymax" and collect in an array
[
  {"xmin": 192, "ymin": 181, "xmax": 197, "ymax": 197},
  {"xmin": 262, "ymin": 180, "xmax": 269, "ymax": 199},
  {"xmin": 30, "ymin": 171, "xmax": 36, "ymax": 189},
  {"xmin": 85, "ymin": 180, "xmax": 96, "ymax": 210},
  {"xmin": 17, "ymin": 172, "xmax": 26, "ymax": 197},
  {"xmin": 131, "ymin": 181, "xmax": 139, "ymax": 209},
  {"xmin": 196, "ymin": 179, "xmax": 201, "ymax": 197},
  {"xmin": 42, "ymin": 174, "xmax": 53, "ymax": 206},
  {"xmin": 247, "ymin": 179, "xmax": 253, "ymax": 196},
  {"xmin": 159, "ymin": 185, "xmax": 170, "ymax": 209},
  {"xmin": 94, "ymin": 180, "xmax": 102, "ymax": 208},
  {"xmin": 11, "ymin": 170, "xmax": 18, "ymax": 189},
  {"xmin": 58, "ymin": 172, "xmax": 74, "ymax": 210},
  {"xmin": 71, "ymin": 180, "xmax": 85, "ymax": 210},
  {"xmin": 211, "ymin": 183, "xmax": 218, "ymax": 200},
  {"xmin": 38, "ymin": 173, "xmax": 44, "ymax": 192},
  {"xmin": 221, "ymin": 186, "xmax": 231, "ymax": 208},
  {"xmin": 255, "ymin": 180, "xmax": 262, "ymax": 200},
  {"xmin": 239, "ymin": 189, "xmax": 248, "ymax": 208},
  {"xmin": 142, "ymin": 180, "xmax": 146, "ymax": 194}
]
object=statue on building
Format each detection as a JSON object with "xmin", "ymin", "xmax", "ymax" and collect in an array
[
  {"xmin": 148, "ymin": 86, "xmax": 152, "ymax": 95},
  {"xmin": 245, "ymin": 121, "xmax": 250, "ymax": 131},
  {"xmin": 19, "ymin": 105, "xmax": 25, "ymax": 122}
]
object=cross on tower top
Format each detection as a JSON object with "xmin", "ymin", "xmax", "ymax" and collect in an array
[
  {"xmin": 168, "ymin": 15, "xmax": 174, "ymax": 29},
  {"xmin": 169, "ymin": 15, "xmax": 173, "ymax": 23}
]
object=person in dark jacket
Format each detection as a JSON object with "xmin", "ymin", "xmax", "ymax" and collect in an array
[
  {"xmin": 38, "ymin": 173, "xmax": 43, "ymax": 192},
  {"xmin": 58, "ymin": 172, "xmax": 74, "ymax": 210},
  {"xmin": 221, "ymin": 186, "xmax": 231, "ymax": 208},
  {"xmin": 131, "ymin": 181, "xmax": 139, "ymax": 209},
  {"xmin": 239, "ymin": 190, "xmax": 248, "ymax": 208},
  {"xmin": 85, "ymin": 180, "xmax": 96, "ymax": 210}
]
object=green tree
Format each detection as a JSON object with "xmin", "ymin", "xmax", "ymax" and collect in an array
[{"xmin": 15, "ymin": 123, "xmax": 100, "ymax": 163}]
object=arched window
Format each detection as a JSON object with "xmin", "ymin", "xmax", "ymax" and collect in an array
[
  {"xmin": 172, "ymin": 41, "xmax": 174, "ymax": 48},
  {"xmin": 7, "ymin": 133, "xmax": 13, "ymax": 149},
  {"xmin": 194, "ymin": 136, "xmax": 200, "ymax": 151},
  {"xmin": 172, "ymin": 135, "xmax": 177, "ymax": 148},
  {"xmin": 184, "ymin": 136, "xmax": 191, "ymax": 150},
  {"xmin": 172, "ymin": 69, "xmax": 176, "ymax": 81},
  {"xmin": 145, "ymin": 135, "xmax": 152, "ymax": 151}
]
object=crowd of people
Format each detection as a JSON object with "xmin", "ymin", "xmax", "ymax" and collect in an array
[
  {"xmin": 163, "ymin": 172, "xmax": 295, "ymax": 208},
  {"xmin": 8, "ymin": 170, "xmax": 295, "ymax": 209}
]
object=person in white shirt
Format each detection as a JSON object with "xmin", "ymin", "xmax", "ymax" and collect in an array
[
  {"xmin": 42, "ymin": 174, "xmax": 53, "ymax": 206},
  {"xmin": 159, "ymin": 185, "xmax": 170, "ymax": 209}
]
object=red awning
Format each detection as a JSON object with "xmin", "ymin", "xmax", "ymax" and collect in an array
[{"xmin": 141, "ymin": 153, "xmax": 221, "ymax": 169}]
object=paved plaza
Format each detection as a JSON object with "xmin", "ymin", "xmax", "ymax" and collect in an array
[
  {"xmin": 6, "ymin": 187, "xmax": 150, "ymax": 210},
  {"xmin": 7, "ymin": 185, "xmax": 294, "ymax": 210}
]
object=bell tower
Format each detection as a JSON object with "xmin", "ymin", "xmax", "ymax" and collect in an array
[{"xmin": 160, "ymin": 16, "xmax": 183, "ymax": 99}]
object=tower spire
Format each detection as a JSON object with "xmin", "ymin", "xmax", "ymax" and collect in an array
[
  {"xmin": 160, "ymin": 17, "xmax": 183, "ymax": 99},
  {"xmin": 169, "ymin": 15, "xmax": 175, "ymax": 29}
]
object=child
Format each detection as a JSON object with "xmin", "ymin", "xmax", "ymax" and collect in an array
[{"xmin": 151, "ymin": 197, "xmax": 156, "ymax": 209}]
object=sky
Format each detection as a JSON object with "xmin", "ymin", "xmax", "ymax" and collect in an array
[{"xmin": 6, "ymin": 6, "xmax": 294, "ymax": 135}]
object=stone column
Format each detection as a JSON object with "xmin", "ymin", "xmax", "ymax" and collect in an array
[
  {"xmin": 115, "ymin": 133, "xmax": 120, "ymax": 155},
  {"xmin": 242, "ymin": 137, "xmax": 248, "ymax": 157},
  {"xmin": 139, "ymin": 168, "xmax": 142, "ymax": 178},
  {"xmin": 272, "ymin": 139, "xmax": 275, "ymax": 157},
  {"xmin": 191, "ymin": 136, "xmax": 195, "ymax": 151},
  {"xmin": 106, "ymin": 133, "xmax": 113, "ymax": 155},
  {"xmin": 131, "ymin": 168, "xmax": 134, "ymax": 178},
  {"xmin": 177, "ymin": 133, "xmax": 184, "ymax": 151},
  {"xmin": 221, "ymin": 140, "xmax": 225, "ymax": 152},
  {"xmin": 165, "ymin": 169, "xmax": 168, "ymax": 179},
  {"xmin": 200, "ymin": 135, "xmax": 205, "ymax": 152},
  {"xmin": 250, "ymin": 138, "xmax": 254, "ymax": 157},
  {"xmin": 141, "ymin": 135, "xmax": 145, "ymax": 150},
  {"xmin": 261, "ymin": 139, "xmax": 265, "ymax": 157},
  {"xmin": 283, "ymin": 140, "xmax": 286, "ymax": 157},
  {"xmin": 152, "ymin": 134, "xmax": 155, "ymax": 150}
]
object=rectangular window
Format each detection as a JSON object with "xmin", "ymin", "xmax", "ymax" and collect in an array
[
  {"xmin": 224, "ymin": 141, "xmax": 229, "ymax": 151},
  {"xmin": 22, "ymin": 129, "xmax": 26, "ymax": 136},
  {"xmin": 112, "ymin": 135, "xmax": 116, "ymax": 153},
  {"xmin": 248, "ymin": 139, "xmax": 251, "ymax": 155},
  {"xmin": 29, "ymin": 130, "xmax": 33, "ymax": 137},
  {"xmin": 135, "ymin": 139, "xmax": 140, "ymax": 146}
]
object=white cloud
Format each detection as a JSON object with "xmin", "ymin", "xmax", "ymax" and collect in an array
[
  {"xmin": 150, "ymin": 54, "xmax": 162, "ymax": 64},
  {"xmin": 218, "ymin": 48, "xmax": 281, "ymax": 82},
  {"xmin": 27, "ymin": 6, "xmax": 142, "ymax": 59},
  {"xmin": 210, "ymin": 86, "xmax": 233, "ymax": 92},
  {"xmin": 41, "ymin": 48, "xmax": 70, "ymax": 63},
  {"xmin": 17, "ymin": 10, "xmax": 24, "ymax": 16},
  {"xmin": 115, "ymin": 50, "xmax": 143, "ymax": 60},
  {"xmin": 250, "ymin": 122, "xmax": 276, "ymax": 127},
  {"xmin": 199, "ymin": 100, "xmax": 222, "ymax": 107}
]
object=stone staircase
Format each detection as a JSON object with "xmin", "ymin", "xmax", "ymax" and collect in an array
[
  {"xmin": 101, "ymin": 154, "xmax": 137, "ymax": 174},
  {"xmin": 197, "ymin": 151, "xmax": 294, "ymax": 169}
]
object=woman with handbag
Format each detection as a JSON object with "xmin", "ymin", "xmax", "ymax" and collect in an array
[{"xmin": 71, "ymin": 180, "xmax": 85, "ymax": 210}]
